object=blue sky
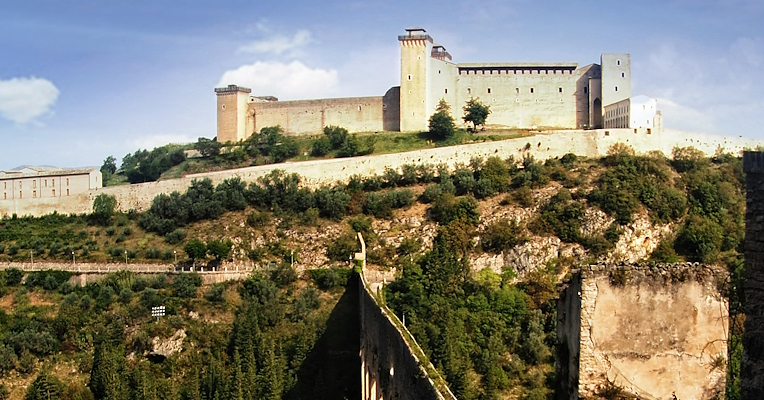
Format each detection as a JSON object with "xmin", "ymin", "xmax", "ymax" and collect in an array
[{"xmin": 1, "ymin": 0, "xmax": 762, "ymax": 170}]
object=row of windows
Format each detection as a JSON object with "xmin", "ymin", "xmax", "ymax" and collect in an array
[
  {"xmin": 3, "ymin": 189, "xmax": 69, "ymax": 199},
  {"xmin": 461, "ymin": 87, "xmax": 569, "ymax": 95},
  {"xmin": 2, "ymin": 178, "xmax": 70, "ymax": 190},
  {"xmin": 459, "ymin": 69, "xmax": 574, "ymax": 75}
]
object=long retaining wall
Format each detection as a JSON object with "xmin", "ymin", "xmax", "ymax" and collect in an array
[
  {"xmin": 0, "ymin": 262, "xmax": 252, "ymax": 286},
  {"xmin": 2, "ymin": 128, "xmax": 762, "ymax": 217},
  {"xmin": 557, "ymin": 262, "xmax": 728, "ymax": 400},
  {"xmin": 359, "ymin": 273, "xmax": 456, "ymax": 400}
]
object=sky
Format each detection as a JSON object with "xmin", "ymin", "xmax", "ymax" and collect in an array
[{"xmin": 0, "ymin": 0, "xmax": 762, "ymax": 170}]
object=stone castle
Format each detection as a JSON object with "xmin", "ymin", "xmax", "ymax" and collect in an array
[{"xmin": 216, "ymin": 27, "xmax": 658, "ymax": 142}]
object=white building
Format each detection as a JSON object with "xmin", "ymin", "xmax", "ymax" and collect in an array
[{"xmin": 604, "ymin": 95, "xmax": 658, "ymax": 130}]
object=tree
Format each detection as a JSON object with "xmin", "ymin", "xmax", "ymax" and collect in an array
[
  {"xmin": 173, "ymin": 273, "xmax": 202, "ymax": 298},
  {"xmin": 25, "ymin": 369, "xmax": 64, "ymax": 400},
  {"xmin": 463, "ymin": 97, "xmax": 491, "ymax": 131},
  {"xmin": 429, "ymin": 99, "xmax": 456, "ymax": 140},
  {"xmin": 206, "ymin": 239, "xmax": 233, "ymax": 261},
  {"xmin": 184, "ymin": 239, "xmax": 207, "ymax": 266},
  {"xmin": 91, "ymin": 194, "xmax": 117, "ymax": 226},
  {"xmin": 101, "ymin": 156, "xmax": 117, "ymax": 181},
  {"xmin": 196, "ymin": 137, "xmax": 222, "ymax": 158}
]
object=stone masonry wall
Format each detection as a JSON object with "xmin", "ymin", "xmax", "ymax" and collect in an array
[
  {"xmin": 2, "ymin": 128, "xmax": 762, "ymax": 217},
  {"xmin": 251, "ymin": 96, "xmax": 385, "ymax": 136},
  {"xmin": 359, "ymin": 273, "xmax": 454, "ymax": 400},
  {"xmin": 742, "ymin": 151, "xmax": 764, "ymax": 399},
  {"xmin": 562, "ymin": 263, "xmax": 728, "ymax": 400}
]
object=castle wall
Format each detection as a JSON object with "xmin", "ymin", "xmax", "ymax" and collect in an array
[
  {"xmin": 250, "ymin": 96, "xmax": 385, "ymax": 136},
  {"xmin": 359, "ymin": 273, "xmax": 454, "ymax": 400},
  {"xmin": 428, "ymin": 58, "xmax": 458, "ymax": 115},
  {"xmin": 2, "ymin": 128, "xmax": 762, "ymax": 217},
  {"xmin": 382, "ymin": 87, "xmax": 401, "ymax": 131},
  {"xmin": 575, "ymin": 64, "xmax": 599, "ymax": 129},
  {"xmin": 742, "ymin": 151, "xmax": 764, "ymax": 399},
  {"xmin": 566, "ymin": 263, "xmax": 728, "ymax": 400},
  {"xmin": 455, "ymin": 68, "xmax": 578, "ymax": 129}
]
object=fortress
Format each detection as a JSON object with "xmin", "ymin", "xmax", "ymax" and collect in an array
[{"xmin": 216, "ymin": 27, "xmax": 658, "ymax": 142}]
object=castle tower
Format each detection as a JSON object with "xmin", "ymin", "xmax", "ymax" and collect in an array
[
  {"xmin": 215, "ymin": 84, "xmax": 252, "ymax": 143},
  {"xmin": 399, "ymin": 27, "xmax": 433, "ymax": 132},
  {"xmin": 600, "ymin": 53, "xmax": 631, "ymax": 109}
]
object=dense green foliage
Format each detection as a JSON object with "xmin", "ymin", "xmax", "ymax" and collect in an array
[
  {"xmin": 429, "ymin": 99, "xmax": 456, "ymax": 140},
  {"xmin": 0, "ymin": 267, "xmax": 357, "ymax": 400},
  {"xmin": 121, "ymin": 145, "xmax": 187, "ymax": 183},
  {"xmin": 462, "ymin": 97, "xmax": 491, "ymax": 131}
]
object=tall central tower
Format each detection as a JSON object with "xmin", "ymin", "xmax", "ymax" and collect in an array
[{"xmin": 399, "ymin": 27, "xmax": 433, "ymax": 132}]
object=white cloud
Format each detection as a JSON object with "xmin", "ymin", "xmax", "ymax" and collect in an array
[
  {"xmin": 239, "ymin": 30, "xmax": 312, "ymax": 55},
  {"xmin": 217, "ymin": 60, "xmax": 338, "ymax": 100},
  {"xmin": 129, "ymin": 134, "xmax": 196, "ymax": 150},
  {"xmin": 0, "ymin": 77, "xmax": 59, "ymax": 124}
]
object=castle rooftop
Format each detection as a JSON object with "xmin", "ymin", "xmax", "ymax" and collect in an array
[
  {"xmin": 214, "ymin": 84, "xmax": 252, "ymax": 94},
  {"xmin": 457, "ymin": 62, "xmax": 578, "ymax": 70}
]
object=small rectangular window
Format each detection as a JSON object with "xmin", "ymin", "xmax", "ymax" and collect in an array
[
  {"xmin": 52, "ymin": 189, "xmax": 55, "ymax": 196},
  {"xmin": 558, "ymin": 87, "xmax": 563, "ymax": 93},
  {"xmin": 515, "ymin": 88, "xmax": 519, "ymax": 94},
  {"xmin": 66, "ymin": 178, "xmax": 69, "ymax": 186},
  {"xmin": 52, "ymin": 180, "xmax": 55, "ymax": 187},
  {"xmin": 584, "ymin": 87, "xmax": 588, "ymax": 94},
  {"xmin": 621, "ymin": 72, "xmax": 625, "ymax": 78},
  {"xmin": 487, "ymin": 88, "xmax": 491, "ymax": 94},
  {"xmin": 530, "ymin": 88, "xmax": 534, "ymax": 94},
  {"xmin": 407, "ymin": 74, "xmax": 412, "ymax": 81},
  {"xmin": 33, "ymin": 190, "xmax": 36, "ymax": 198},
  {"xmin": 44, "ymin": 180, "xmax": 47, "ymax": 187},
  {"xmin": 67, "ymin": 189, "xmax": 70, "ymax": 196},
  {"xmin": 19, "ymin": 191, "xmax": 22, "ymax": 199},
  {"xmin": 33, "ymin": 180, "xmax": 36, "ymax": 188},
  {"xmin": 3, "ymin": 193, "xmax": 5, "ymax": 200},
  {"xmin": 615, "ymin": 86, "xmax": 618, "ymax": 92},
  {"xmin": 467, "ymin": 88, "xmax": 471, "ymax": 94},
  {"xmin": 444, "ymin": 88, "xmax": 448, "ymax": 94}
]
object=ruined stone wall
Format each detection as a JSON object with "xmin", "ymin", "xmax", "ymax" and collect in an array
[
  {"xmin": 3, "ymin": 129, "xmax": 763, "ymax": 217},
  {"xmin": 742, "ymin": 151, "xmax": 764, "ymax": 399},
  {"xmin": 359, "ymin": 274, "xmax": 454, "ymax": 400},
  {"xmin": 559, "ymin": 263, "xmax": 728, "ymax": 400}
]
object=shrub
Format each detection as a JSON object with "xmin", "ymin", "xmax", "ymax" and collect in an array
[
  {"xmin": 420, "ymin": 184, "xmax": 442, "ymax": 204},
  {"xmin": 309, "ymin": 268, "xmax": 351, "ymax": 291},
  {"xmin": 173, "ymin": 273, "xmax": 202, "ymax": 298},
  {"xmin": 397, "ymin": 236, "xmax": 422, "ymax": 256},
  {"xmin": 270, "ymin": 263, "xmax": 298, "ymax": 288},
  {"xmin": 5, "ymin": 268, "xmax": 23, "ymax": 286},
  {"xmin": 362, "ymin": 193, "xmax": 392, "ymax": 219},
  {"xmin": 473, "ymin": 178, "xmax": 495, "ymax": 199},
  {"xmin": 105, "ymin": 226, "xmax": 116, "ymax": 236},
  {"xmin": 246, "ymin": 211, "xmax": 271, "ymax": 227},
  {"xmin": 512, "ymin": 187, "xmax": 534, "ymax": 208},
  {"xmin": 675, "ymin": 215, "xmax": 724, "ymax": 262},
  {"xmin": 300, "ymin": 208, "xmax": 320, "ymax": 226},
  {"xmin": 386, "ymin": 189, "xmax": 415, "ymax": 209},
  {"xmin": 205, "ymin": 284, "xmax": 225, "ymax": 303},
  {"xmin": 430, "ymin": 194, "xmax": 480, "ymax": 226},
  {"xmin": 311, "ymin": 137, "xmax": 332, "ymax": 156},
  {"xmin": 428, "ymin": 99, "xmax": 456, "ymax": 140},
  {"xmin": 481, "ymin": 219, "xmax": 526, "ymax": 253},
  {"xmin": 326, "ymin": 231, "xmax": 359, "ymax": 262},
  {"xmin": 453, "ymin": 167, "xmax": 476, "ymax": 195}
]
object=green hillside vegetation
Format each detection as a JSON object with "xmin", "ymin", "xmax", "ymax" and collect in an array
[
  {"xmin": 102, "ymin": 126, "xmax": 531, "ymax": 186},
  {"xmin": 0, "ymin": 145, "xmax": 747, "ymax": 399},
  {"xmin": 0, "ymin": 266, "xmax": 358, "ymax": 400}
]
